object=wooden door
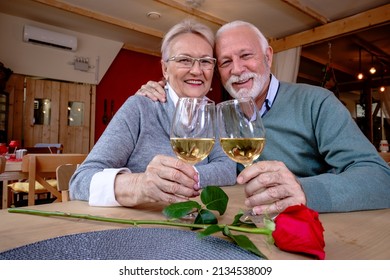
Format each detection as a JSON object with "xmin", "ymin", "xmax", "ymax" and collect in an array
[{"xmin": 59, "ymin": 83, "xmax": 95, "ymax": 153}]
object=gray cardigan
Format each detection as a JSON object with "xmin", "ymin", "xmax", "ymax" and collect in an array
[{"xmin": 70, "ymin": 95, "xmax": 236, "ymax": 201}]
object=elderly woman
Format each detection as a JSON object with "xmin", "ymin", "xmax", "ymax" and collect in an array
[{"xmin": 69, "ymin": 19, "xmax": 236, "ymax": 207}]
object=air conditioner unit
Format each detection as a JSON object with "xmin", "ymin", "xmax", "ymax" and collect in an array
[{"xmin": 23, "ymin": 25, "xmax": 77, "ymax": 51}]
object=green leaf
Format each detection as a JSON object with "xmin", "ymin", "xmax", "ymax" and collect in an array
[
  {"xmin": 200, "ymin": 186, "xmax": 229, "ymax": 215},
  {"xmin": 194, "ymin": 209, "xmax": 217, "ymax": 225},
  {"xmin": 197, "ymin": 224, "xmax": 222, "ymax": 238},
  {"xmin": 226, "ymin": 232, "xmax": 268, "ymax": 259},
  {"xmin": 163, "ymin": 200, "xmax": 201, "ymax": 219}
]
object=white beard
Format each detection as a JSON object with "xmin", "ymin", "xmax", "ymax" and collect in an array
[{"xmin": 224, "ymin": 61, "xmax": 271, "ymax": 100}]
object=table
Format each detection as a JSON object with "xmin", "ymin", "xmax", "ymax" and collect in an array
[
  {"xmin": 0, "ymin": 185, "xmax": 389, "ymax": 260},
  {"xmin": 0, "ymin": 160, "xmax": 26, "ymax": 209}
]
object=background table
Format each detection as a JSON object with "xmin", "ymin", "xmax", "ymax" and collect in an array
[
  {"xmin": 0, "ymin": 185, "xmax": 389, "ymax": 259},
  {"xmin": 1, "ymin": 160, "xmax": 26, "ymax": 209}
]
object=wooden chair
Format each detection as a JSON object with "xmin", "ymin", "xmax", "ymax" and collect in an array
[
  {"xmin": 34, "ymin": 143, "xmax": 63, "ymax": 154},
  {"xmin": 21, "ymin": 154, "xmax": 87, "ymax": 205},
  {"xmin": 56, "ymin": 164, "xmax": 78, "ymax": 202},
  {"xmin": 23, "ymin": 146, "xmax": 59, "ymax": 154}
]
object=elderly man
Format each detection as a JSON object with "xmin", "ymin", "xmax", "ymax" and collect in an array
[{"xmin": 138, "ymin": 20, "xmax": 390, "ymax": 214}]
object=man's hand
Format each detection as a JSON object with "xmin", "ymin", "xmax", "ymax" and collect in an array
[
  {"xmin": 237, "ymin": 160, "xmax": 306, "ymax": 215},
  {"xmin": 136, "ymin": 80, "xmax": 167, "ymax": 102}
]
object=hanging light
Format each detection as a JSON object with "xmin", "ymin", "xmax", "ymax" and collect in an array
[
  {"xmin": 369, "ymin": 54, "xmax": 376, "ymax": 74},
  {"xmin": 380, "ymin": 71, "xmax": 385, "ymax": 92},
  {"xmin": 357, "ymin": 48, "xmax": 364, "ymax": 80}
]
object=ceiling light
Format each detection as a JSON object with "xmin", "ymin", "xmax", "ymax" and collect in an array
[
  {"xmin": 379, "ymin": 86, "xmax": 385, "ymax": 92},
  {"xmin": 147, "ymin": 12, "xmax": 161, "ymax": 20},
  {"xmin": 357, "ymin": 48, "xmax": 364, "ymax": 80},
  {"xmin": 369, "ymin": 54, "xmax": 376, "ymax": 74}
]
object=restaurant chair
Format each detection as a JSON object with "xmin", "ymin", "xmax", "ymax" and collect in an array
[
  {"xmin": 9, "ymin": 153, "xmax": 86, "ymax": 206},
  {"xmin": 56, "ymin": 164, "xmax": 78, "ymax": 202},
  {"xmin": 34, "ymin": 143, "xmax": 63, "ymax": 154},
  {"xmin": 23, "ymin": 146, "xmax": 59, "ymax": 154}
]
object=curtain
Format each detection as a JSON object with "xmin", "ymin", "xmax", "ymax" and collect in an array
[{"xmin": 271, "ymin": 46, "xmax": 302, "ymax": 83}]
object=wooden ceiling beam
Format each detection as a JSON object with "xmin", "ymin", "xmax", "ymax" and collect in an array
[
  {"xmin": 122, "ymin": 43, "xmax": 161, "ymax": 57},
  {"xmin": 270, "ymin": 4, "xmax": 390, "ymax": 53},
  {"xmin": 300, "ymin": 50, "xmax": 355, "ymax": 75},
  {"xmin": 281, "ymin": 0, "xmax": 330, "ymax": 24},
  {"xmin": 351, "ymin": 35, "xmax": 390, "ymax": 65},
  {"xmin": 32, "ymin": 0, "xmax": 164, "ymax": 38},
  {"xmin": 297, "ymin": 72, "xmax": 322, "ymax": 83}
]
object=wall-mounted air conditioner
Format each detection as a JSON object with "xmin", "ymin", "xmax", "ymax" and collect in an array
[{"xmin": 23, "ymin": 25, "xmax": 78, "ymax": 51}]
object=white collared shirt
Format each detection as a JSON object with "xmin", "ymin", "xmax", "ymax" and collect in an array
[{"xmin": 259, "ymin": 74, "xmax": 279, "ymax": 116}]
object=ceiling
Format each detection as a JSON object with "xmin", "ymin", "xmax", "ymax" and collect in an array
[{"xmin": 1, "ymin": 0, "xmax": 390, "ymax": 91}]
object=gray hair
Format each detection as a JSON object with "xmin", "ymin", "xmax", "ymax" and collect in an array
[
  {"xmin": 161, "ymin": 19, "xmax": 215, "ymax": 61},
  {"xmin": 216, "ymin": 20, "xmax": 269, "ymax": 53}
]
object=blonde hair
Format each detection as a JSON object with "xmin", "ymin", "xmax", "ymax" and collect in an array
[{"xmin": 161, "ymin": 19, "xmax": 215, "ymax": 61}]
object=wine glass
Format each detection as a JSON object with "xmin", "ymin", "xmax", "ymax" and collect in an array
[
  {"xmin": 170, "ymin": 97, "xmax": 216, "ymax": 165},
  {"xmin": 216, "ymin": 97, "xmax": 267, "ymax": 223},
  {"xmin": 170, "ymin": 97, "xmax": 215, "ymax": 219}
]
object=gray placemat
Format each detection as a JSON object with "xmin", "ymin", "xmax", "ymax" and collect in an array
[{"xmin": 0, "ymin": 228, "xmax": 262, "ymax": 260}]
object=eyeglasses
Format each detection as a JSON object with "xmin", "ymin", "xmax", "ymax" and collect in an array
[{"xmin": 167, "ymin": 55, "xmax": 216, "ymax": 70}]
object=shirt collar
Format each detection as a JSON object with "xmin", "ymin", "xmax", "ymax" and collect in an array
[
  {"xmin": 259, "ymin": 74, "xmax": 279, "ymax": 116},
  {"xmin": 165, "ymin": 83, "xmax": 179, "ymax": 106}
]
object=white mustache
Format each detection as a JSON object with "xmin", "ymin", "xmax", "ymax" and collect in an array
[{"xmin": 227, "ymin": 72, "xmax": 257, "ymax": 85}]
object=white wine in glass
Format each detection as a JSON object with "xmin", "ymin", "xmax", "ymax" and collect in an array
[
  {"xmin": 217, "ymin": 97, "xmax": 267, "ymax": 223},
  {"xmin": 170, "ymin": 97, "xmax": 216, "ymax": 165}
]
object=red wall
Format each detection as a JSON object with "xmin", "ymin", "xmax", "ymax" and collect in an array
[{"xmin": 95, "ymin": 49, "xmax": 224, "ymax": 141}]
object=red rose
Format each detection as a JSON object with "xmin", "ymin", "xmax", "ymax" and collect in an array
[{"xmin": 272, "ymin": 204, "xmax": 325, "ymax": 260}]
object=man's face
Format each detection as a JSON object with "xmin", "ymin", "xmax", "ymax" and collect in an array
[{"xmin": 215, "ymin": 26, "xmax": 272, "ymax": 100}]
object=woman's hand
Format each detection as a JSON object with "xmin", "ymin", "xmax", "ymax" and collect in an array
[{"xmin": 114, "ymin": 155, "xmax": 200, "ymax": 207}]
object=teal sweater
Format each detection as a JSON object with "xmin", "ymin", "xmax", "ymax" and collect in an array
[{"xmin": 257, "ymin": 82, "xmax": 390, "ymax": 212}]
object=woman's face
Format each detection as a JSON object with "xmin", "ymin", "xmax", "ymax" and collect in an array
[{"xmin": 161, "ymin": 33, "xmax": 214, "ymax": 98}]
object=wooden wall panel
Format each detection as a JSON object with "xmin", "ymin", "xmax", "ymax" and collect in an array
[
  {"xmin": 5, "ymin": 74, "xmax": 25, "ymax": 144},
  {"xmin": 6, "ymin": 74, "xmax": 95, "ymax": 153}
]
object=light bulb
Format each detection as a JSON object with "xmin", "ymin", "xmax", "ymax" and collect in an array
[
  {"xmin": 369, "ymin": 67, "xmax": 376, "ymax": 74},
  {"xmin": 380, "ymin": 86, "xmax": 385, "ymax": 92},
  {"xmin": 357, "ymin": 73, "xmax": 364, "ymax": 80}
]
